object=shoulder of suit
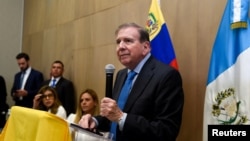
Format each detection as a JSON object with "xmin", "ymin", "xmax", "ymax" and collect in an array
[
  {"xmin": 60, "ymin": 77, "xmax": 73, "ymax": 82},
  {"xmin": 140, "ymin": 57, "xmax": 176, "ymax": 75},
  {"xmin": 31, "ymin": 68, "xmax": 43, "ymax": 74}
]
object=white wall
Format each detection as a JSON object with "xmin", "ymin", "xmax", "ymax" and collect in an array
[{"xmin": 0, "ymin": 0, "xmax": 24, "ymax": 107}]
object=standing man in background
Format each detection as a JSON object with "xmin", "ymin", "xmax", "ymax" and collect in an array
[
  {"xmin": 41, "ymin": 60, "xmax": 76, "ymax": 116},
  {"xmin": 11, "ymin": 52, "xmax": 44, "ymax": 108}
]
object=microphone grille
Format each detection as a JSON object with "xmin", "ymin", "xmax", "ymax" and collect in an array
[{"xmin": 105, "ymin": 64, "xmax": 115, "ymax": 73}]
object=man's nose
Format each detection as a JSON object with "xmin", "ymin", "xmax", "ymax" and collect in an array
[{"xmin": 118, "ymin": 41, "xmax": 126, "ymax": 49}]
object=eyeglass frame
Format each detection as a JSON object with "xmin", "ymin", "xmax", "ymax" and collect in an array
[{"xmin": 42, "ymin": 93, "xmax": 54, "ymax": 99}]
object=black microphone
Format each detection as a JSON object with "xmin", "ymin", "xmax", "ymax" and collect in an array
[{"xmin": 105, "ymin": 64, "xmax": 115, "ymax": 98}]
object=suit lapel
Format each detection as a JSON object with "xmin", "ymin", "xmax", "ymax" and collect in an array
[
  {"xmin": 113, "ymin": 70, "xmax": 127, "ymax": 101},
  {"xmin": 124, "ymin": 57, "xmax": 155, "ymax": 111},
  {"xmin": 56, "ymin": 77, "xmax": 64, "ymax": 87},
  {"xmin": 24, "ymin": 69, "xmax": 33, "ymax": 89}
]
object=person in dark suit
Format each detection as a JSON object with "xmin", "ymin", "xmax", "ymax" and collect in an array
[
  {"xmin": 78, "ymin": 23, "xmax": 184, "ymax": 141},
  {"xmin": 0, "ymin": 75, "xmax": 8, "ymax": 129},
  {"xmin": 11, "ymin": 52, "xmax": 44, "ymax": 108},
  {"xmin": 41, "ymin": 60, "xmax": 76, "ymax": 116}
]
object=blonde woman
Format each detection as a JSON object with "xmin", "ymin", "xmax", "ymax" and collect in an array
[{"xmin": 67, "ymin": 88, "xmax": 99, "ymax": 141}]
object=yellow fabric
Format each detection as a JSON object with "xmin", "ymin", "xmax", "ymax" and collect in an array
[{"xmin": 0, "ymin": 106, "xmax": 71, "ymax": 141}]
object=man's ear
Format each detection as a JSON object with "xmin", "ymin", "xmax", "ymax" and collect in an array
[
  {"xmin": 142, "ymin": 41, "xmax": 151, "ymax": 55},
  {"xmin": 144, "ymin": 41, "xmax": 150, "ymax": 49}
]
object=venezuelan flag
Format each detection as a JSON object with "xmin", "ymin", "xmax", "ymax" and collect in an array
[{"xmin": 146, "ymin": 0, "xmax": 178, "ymax": 70}]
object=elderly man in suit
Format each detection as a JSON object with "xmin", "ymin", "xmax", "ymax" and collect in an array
[
  {"xmin": 41, "ymin": 60, "xmax": 76, "ymax": 116},
  {"xmin": 78, "ymin": 23, "xmax": 184, "ymax": 141},
  {"xmin": 11, "ymin": 52, "xmax": 44, "ymax": 108}
]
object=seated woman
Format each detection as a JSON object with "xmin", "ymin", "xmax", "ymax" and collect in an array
[
  {"xmin": 67, "ymin": 88, "xmax": 100, "ymax": 141},
  {"xmin": 33, "ymin": 85, "xmax": 67, "ymax": 119}
]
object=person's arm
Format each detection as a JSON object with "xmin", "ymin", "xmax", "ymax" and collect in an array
[
  {"xmin": 11, "ymin": 74, "xmax": 20, "ymax": 100},
  {"xmin": 117, "ymin": 113, "xmax": 127, "ymax": 131},
  {"xmin": 79, "ymin": 114, "xmax": 97, "ymax": 129},
  {"xmin": 33, "ymin": 94, "xmax": 43, "ymax": 109}
]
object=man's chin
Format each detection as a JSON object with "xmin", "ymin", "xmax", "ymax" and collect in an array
[{"xmin": 120, "ymin": 58, "xmax": 130, "ymax": 64}]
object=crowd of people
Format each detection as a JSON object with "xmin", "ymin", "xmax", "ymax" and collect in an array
[
  {"xmin": 0, "ymin": 23, "xmax": 184, "ymax": 141},
  {"xmin": 0, "ymin": 53, "xmax": 78, "ymax": 132},
  {"xmin": 0, "ymin": 52, "xmax": 102, "ymax": 140}
]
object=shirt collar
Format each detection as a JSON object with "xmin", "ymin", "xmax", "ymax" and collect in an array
[
  {"xmin": 130, "ymin": 53, "xmax": 151, "ymax": 74},
  {"xmin": 24, "ymin": 67, "xmax": 32, "ymax": 74},
  {"xmin": 51, "ymin": 77, "xmax": 61, "ymax": 81}
]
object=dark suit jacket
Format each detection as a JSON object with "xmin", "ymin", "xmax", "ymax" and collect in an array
[
  {"xmin": 41, "ymin": 77, "xmax": 76, "ymax": 116},
  {"xmin": 0, "ymin": 76, "xmax": 7, "ymax": 109},
  {"xmin": 0, "ymin": 75, "xmax": 8, "ymax": 128},
  {"xmin": 11, "ymin": 69, "xmax": 44, "ymax": 108},
  {"xmin": 96, "ymin": 56, "xmax": 184, "ymax": 141}
]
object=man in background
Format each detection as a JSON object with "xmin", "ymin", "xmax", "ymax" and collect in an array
[
  {"xmin": 11, "ymin": 52, "xmax": 44, "ymax": 108},
  {"xmin": 41, "ymin": 60, "xmax": 76, "ymax": 116}
]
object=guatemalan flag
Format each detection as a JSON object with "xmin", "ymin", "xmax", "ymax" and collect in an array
[
  {"xmin": 145, "ymin": 0, "xmax": 178, "ymax": 70},
  {"xmin": 203, "ymin": 0, "xmax": 250, "ymax": 140}
]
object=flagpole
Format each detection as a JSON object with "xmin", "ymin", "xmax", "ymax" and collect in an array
[{"xmin": 158, "ymin": 0, "xmax": 161, "ymax": 7}]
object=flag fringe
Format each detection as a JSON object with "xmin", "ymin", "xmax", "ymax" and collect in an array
[{"xmin": 231, "ymin": 22, "xmax": 247, "ymax": 29}]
